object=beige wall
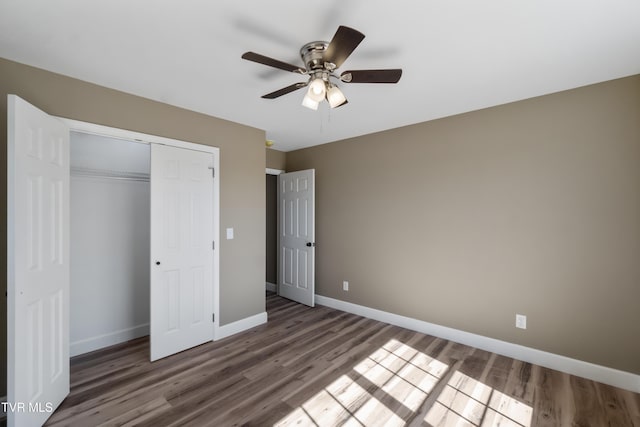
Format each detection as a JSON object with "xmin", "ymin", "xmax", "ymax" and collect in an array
[
  {"xmin": 287, "ymin": 75, "xmax": 640, "ymax": 375},
  {"xmin": 266, "ymin": 148, "xmax": 286, "ymax": 170},
  {"xmin": 1, "ymin": 57, "xmax": 267, "ymax": 395}
]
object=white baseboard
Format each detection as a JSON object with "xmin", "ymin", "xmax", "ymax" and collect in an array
[
  {"xmin": 70, "ymin": 311, "xmax": 269, "ymax": 356},
  {"xmin": 215, "ymin": 311, "xmax": 268, "ymax": 340},
  {"xmin": 315, "ymin": 295, "xmax": 640, "ymax": 394},
  {"xmin": 70, "ymin": 323, "xmax": 150, "ymax": 357},
  {"xmin": 266, "ymin": 282, "xmax": 277, "ymax": 292}
]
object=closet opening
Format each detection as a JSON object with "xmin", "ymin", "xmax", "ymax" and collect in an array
[{"xmin": 69, "ymin": 131, "xmax": 151, "ymax": 356}]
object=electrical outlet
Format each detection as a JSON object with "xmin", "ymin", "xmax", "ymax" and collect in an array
[
  {"xmin": 516, "ymin": 314, "xmax": 527, "ymax": 329},
  {"xmin": 343, "ymin": 281, "xmax": 349, "ymax": 291}
]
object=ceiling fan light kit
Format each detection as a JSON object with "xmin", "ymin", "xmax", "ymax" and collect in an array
[{"xmin": 242, "ymin": 26, "xmax": 402, "ymax": 110}]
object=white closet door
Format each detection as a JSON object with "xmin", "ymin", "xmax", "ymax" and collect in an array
[
  {"xmin": 278, "ymin": 169, "xmax": 315, "ymax": 307},
  {"xmin": 7, "ymin": 95, "xmax": 70, "ymax": 426},
  {"xmin": 150, "ymin": 144, "xmax": 214, "ymax": 361}
]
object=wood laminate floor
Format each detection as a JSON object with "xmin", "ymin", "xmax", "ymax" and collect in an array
[{"xmin": 45, "ymin": 293, "xmax": 640, "ymax": 427}]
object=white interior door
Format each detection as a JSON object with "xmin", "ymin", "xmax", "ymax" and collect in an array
[
  {"xmin": 7, "ymin": 95, "xmax": 70, "ymax": 426},
  {"xmin": 278, "ymin": 169, "xmax": 315, "ymax": 307},
  {"xmin": 150, "ymin": 144, "xmax": 214, "ymax": 361}
]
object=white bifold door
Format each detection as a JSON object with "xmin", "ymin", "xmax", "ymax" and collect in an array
[
  {"xmin": 150, "ymin": 144, "xmax": 214, "ymax": 361},
  {"xmin": 278, "ymin": 169, "xmax": 315, "ymax": 307},
  {"xmin": 7, "ymin": 95, "xmax": 70, "ymax": 426}
]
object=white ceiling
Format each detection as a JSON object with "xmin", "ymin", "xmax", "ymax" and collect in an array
[{"xmin": 1, "ymin": 1, "xmax": 639, "ymax": 152}]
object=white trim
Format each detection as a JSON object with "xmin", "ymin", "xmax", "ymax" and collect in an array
[
  {"xmin": 315, "ymin": 295, "xmax": 640, "ymax": 394},
  {"xmin": 216, "ymin": 312, "xmax": 268, "ymax": 340},
  {"xmin": 266, "ymin": 282, "xmax": 277, "ymax": 292},
  {"xmin": 70, "ymin": 324, "xmax": 149, "ymax": 357},
  {"xmin": 210, "ymin": 146, "xmax": 221, "ymax": 341},
  {"xmin": 61, "ymin": 118, "xmax": 217, "ymax": 153},
  {"xmin": 58, "ymin": 117, "xmax": 222, "ymax": 343},
  {"xmin": 266, "ymin": 168, "xmax": 284, "ymax": 175}
]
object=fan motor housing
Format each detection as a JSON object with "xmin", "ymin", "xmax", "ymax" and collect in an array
[{"xmin": 300, "ymin": 41, "xmax": 330, "ymax": 71}]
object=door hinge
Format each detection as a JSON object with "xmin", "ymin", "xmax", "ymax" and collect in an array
[
  {"xmin": 208, "ymin": 166, "xmax": 215, "ymax": 178},
  {"xmin": 212, "ymin": 313, "xmax": 215, "ymax": 323},
  {"xmin": 212, "ymin": 240, "xmax": 215, "ymax": 250}
]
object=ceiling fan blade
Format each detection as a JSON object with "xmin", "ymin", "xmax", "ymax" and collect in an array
[
  {"xmin": 324, "ymin": 26, "xmax": 365, "ymax": 68},
  {"xmin": 261, "ymin": 82, "xmax": 308, "ymax": 99},
  {"xmin": 341, "ymin": 69, "xmax": 403, "ymax": 83},
  {"xmin": 242, "ymin": 52, "xmax": 305, "ymax": 73}
]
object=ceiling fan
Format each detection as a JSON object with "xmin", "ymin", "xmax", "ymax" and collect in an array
[{"xmin": 241, "ymin": 26, "xmax": 402, "ymax": 110}]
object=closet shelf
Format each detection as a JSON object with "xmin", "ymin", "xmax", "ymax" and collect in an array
[{"xmin": 71, "ymin": 166, "xmax": 150, "ymax": 182}]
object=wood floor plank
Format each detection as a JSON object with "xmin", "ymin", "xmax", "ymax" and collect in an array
[
  {"xmin": 596, "ymin": 382, "xmax": 637, "ymax": 427},
  {"xmin": 281, "ymin": 323, "xmax": 400, "ymax": 407},
  {"xmin": 176, "ymin": 358, "xmax": 327, "ymax": 426},
  {"xmin": 43, "ymin": 293, "xmax": 640, "ymax": 427},
  {"xmin": 570, "ymin": 374, "xmax": 608, "ymax": 425},
  {"xmin": 97, "ymin": 396, "xmax": 171, "ymax": 427},
  {"xmin": 532, "ymin": 367, "xmax": 576, "ymax": 426},
  {"xmin": 502, "ymin": 359, "xmax": 536, "ymax": 407}
]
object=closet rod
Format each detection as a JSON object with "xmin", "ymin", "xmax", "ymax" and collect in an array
[{"xmin": 70, "ymin": 167, "xmax": 150, "ymax": 182}]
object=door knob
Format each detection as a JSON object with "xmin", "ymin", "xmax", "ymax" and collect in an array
[
  {"xmin": 306, "ymin": 242, "xmax": 316, "ymax": 247},
  {"xmin": 155, "ymin": 261, "xmax": 161, "ymax": 265}
]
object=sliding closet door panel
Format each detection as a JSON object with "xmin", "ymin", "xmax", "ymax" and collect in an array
[{"xmin": 150, "ymin": 144, "xmax": 214, "ymax": 361}]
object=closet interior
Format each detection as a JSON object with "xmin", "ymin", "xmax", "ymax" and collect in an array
[{"xmin": 69, "ymin": 131, "xmax": 151, "ymax": 356}]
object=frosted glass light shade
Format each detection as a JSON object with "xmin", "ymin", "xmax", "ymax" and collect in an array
[
  {"xmin": 327, "ymin": 85, "xmax": 347, "ymax": 108},
  {"xmin": 302, "ymin": 93, "xmax": 319, "ymax": 110},
  {"xmin": 307, "ymin": 78, "xmax": 326, "ymax": 102}
]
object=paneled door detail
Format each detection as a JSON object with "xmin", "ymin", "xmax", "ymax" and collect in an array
[
  {"xmin": 278, "ymin": 169, "xmax": 315, "ymax": 307},
  {"xmin": 7, "ymin": 95, "xmax": 70, "ymax": 426},
  {"xmin": 150, "ymin": 144, "xmax": 214, "ymax": 361}
]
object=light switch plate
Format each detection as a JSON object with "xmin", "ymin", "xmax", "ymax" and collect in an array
[
  {"xmin": 226, "ymin": 228, "xmax": 234, "ymax": 240},
  {"xmin": 516, "ymin": 314, "xmax": 527, "ymax": 329}
]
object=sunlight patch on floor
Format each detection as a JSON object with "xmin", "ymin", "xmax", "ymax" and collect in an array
[
  {"xmin": 275, "ymin": 339, "xmax": 532, "ymax": 427},
  {"xmin": 425, "ymin": 371, "xmax": 532, "ymax": 426}
]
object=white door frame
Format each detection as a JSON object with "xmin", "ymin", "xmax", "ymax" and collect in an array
[
  {"xmin": 57, "ymin": 118, "xmax": 222, "ymax": 340},
  {"xmin": 266, "ymin": 168, "xmax": 284, "ymax": 176}
]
